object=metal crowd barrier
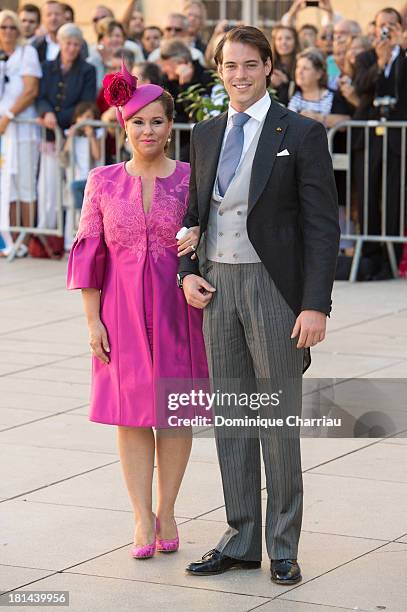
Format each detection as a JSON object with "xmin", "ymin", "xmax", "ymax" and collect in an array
[
  {"xmin": 327, "ymin": 119, "xmax": 407, "ymax": 282},
  {"xmin": 66, "ymin": 120, "xmax": 194, "ymax": 237},
  {"xmin": 1, "ymin": 119, "xmax": 194, "ymax": 261},
  {"xmin": 1, "ymin": 118, "xmax": 64, "ymax": 262}
]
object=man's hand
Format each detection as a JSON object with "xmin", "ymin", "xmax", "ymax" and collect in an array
[
  {"xmin": 375, "ymin": 38, "xmax": 392, "ymax": 69},
  {"xmin": 182, "ymin": 274, "xmax": 216, "ymax": 309},
  {"xmin": 42, "ymin": 111, "xmax": 57, "ymax": 130},
  {"xmin": 291, "ymin": 310, "xmax": 327, "ymax": 348},
  {"xmin": 176, "ymin": 62, "xmax": 194, "ymax": 85}
]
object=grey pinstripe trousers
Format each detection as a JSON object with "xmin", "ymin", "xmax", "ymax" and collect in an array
[{"xmin": 202, "ymin": 261, "xmax": 304, "ymax": 561}]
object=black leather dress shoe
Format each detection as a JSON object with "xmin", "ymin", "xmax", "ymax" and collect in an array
[
  {"xmin": 270, "ymin": 559, "xmax": 302, "ymax": 585},
  {"xmin": 186, "ymin": 549, "xmax": 261, "ymax": 575}
]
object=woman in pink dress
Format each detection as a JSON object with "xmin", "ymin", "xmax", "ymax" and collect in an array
[{"xmin": 67, "ymin": 62, "xmax": 208, "ymax": 559}]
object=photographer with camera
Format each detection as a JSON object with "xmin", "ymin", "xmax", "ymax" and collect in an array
[{"xmin": 352, "ymin": 7, "xmax": 407, "ymax": 278}]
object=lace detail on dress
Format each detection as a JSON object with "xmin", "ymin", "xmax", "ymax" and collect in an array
[
  {"xmin": 76, "ymin": 176, "xmax": 103, "ymax": 241},
  {"xmin": 75, "ymin": 165, "xmax": 190, "ymax": 262},
  {"xmin": 147, "ymin": 180, "xmax": 188, "ymax": 262},
  {"xmin": 103, "ymin": 196, "xmax": 147, "ymax": 261}
]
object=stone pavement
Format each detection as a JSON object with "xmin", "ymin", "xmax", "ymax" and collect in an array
[{"xmin": 0, "ymin": 257, "xmax": 406, "ymax": 612}]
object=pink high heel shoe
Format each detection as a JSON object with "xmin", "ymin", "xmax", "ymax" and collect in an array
[
  {"xmin": 156, "ymin": 517, "xmax": 179, "ymax": 553},
  {"xmin": 131, "ymin": 514, "xmax": 157, "ymax": 559}
]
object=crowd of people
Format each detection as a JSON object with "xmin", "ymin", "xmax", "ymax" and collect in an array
[{"xmin": 0, "ymin": 0, "xmax": 406, "ymax": 278}]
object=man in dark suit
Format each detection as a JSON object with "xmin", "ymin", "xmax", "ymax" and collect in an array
[
  {"xmin": 177, "ymin": 26, "xmax": 339, "ymax": 584},
  {"xmin": 353, "ymin": 7, "xmax": 407, "ymax": 276}
]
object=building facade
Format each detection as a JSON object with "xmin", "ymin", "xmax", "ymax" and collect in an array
[{"xmin": 14, "ymin": 0, "xmax": 407, "ymax": 42}]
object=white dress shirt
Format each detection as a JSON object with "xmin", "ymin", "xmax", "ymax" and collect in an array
[
  {"xmin": 384, "ymin": 45, "xmax": 400, "ymax": 78},
  {"xmin": 45, "ymin": 34, "xmax": 60, "ymax": 61},
  {"xmin": 214, "ymin": 91, "xmax": 271, "ymax": 199}
]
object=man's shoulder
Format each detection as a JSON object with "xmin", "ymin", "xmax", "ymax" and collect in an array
[
  {"xmin": 193, "ymin": 111, "xmax": 227, "ymax": 136},
  {"xmin": 283, "ymin": 106, "xmax": 323, "ymax": 135}
]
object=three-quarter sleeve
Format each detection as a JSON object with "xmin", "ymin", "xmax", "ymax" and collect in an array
[{"xmin": 66, "ymin": 170, "xmax": 107, "ymax": 290}]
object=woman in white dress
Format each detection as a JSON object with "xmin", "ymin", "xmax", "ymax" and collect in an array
[{"xmin": 0, "ymin": 9, "xmax": 42, "ymax": 257}]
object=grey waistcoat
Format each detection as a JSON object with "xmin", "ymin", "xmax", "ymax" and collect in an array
[{"xmin": 205, "ymin": 119, "xmax": 264, "ymax": 264}]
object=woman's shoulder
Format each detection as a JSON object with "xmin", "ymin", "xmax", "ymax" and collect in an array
[
  {"xmin": 175, "ymin": 160, "xmax": 190, "ymax": 176},
  {"xmin": 87, "ymin": 162, "xmax": 126, "ymax": 184}
]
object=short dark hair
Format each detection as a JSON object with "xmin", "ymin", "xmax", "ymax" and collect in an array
[
  {"xmin": 20, "ymin": 3, "xmax": 41, "ymax": 22},
  {"xmin": 300, "ymin": 23, "xmax": 318, "ymax": 35},
  {"xmin": 143, "ymin": 25, "xmax": 163, "ymax": 36},
  {"xmin": 60, "ymin": 3, "xmax": 74, "ymax": 21},
  {"xmin": 214, "ymin": 26, "xmax": 273, "ymax": 87},
  {"xmin": 296, "ymin": 48, "xmax": 327, "ymax": 88},
  {"xmin": 134, "ymin": 61, "xmax": 164, "ymax": 85},
  {"xmin": 73, "ymin": 101, "xmax": 100, "ymax": 122},
  {"xmin": 113, "ymin": 47, "xmax": 135, "ymax": 69},
  {"xmin": 375, "ymin": 7, "xmax": 403, "ymax": 25}
]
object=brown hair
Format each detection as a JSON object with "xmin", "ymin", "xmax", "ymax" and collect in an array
[
  {"xmin": 156, "ymin": 90, "xmax": 175, "ymax": 121},
  {"xmin": 271, "ymin": 24, "xmax": 299, "ymax": 80},
  {"xmin": 214, "ymin": 26, "xmax": 273, "ymax": 87},
  {"xmin": 96, "ymin": 17, "xmax": 125, "ymax": 42},
  {"xmin": 296, "ymin": 48, "xmax": 327, "ymax": 88},
  {"xmin": 73, "ymin": 101, "xmax": 100, "ymax": 122}
]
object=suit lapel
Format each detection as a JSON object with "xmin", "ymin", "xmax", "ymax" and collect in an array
[
  {"xmin": 198, "ymin": 112, "xmax": 227, "ymax": 211},
  {"xmin": 248, "ymin": 101, "xmax": 288, "ymax": 215}
]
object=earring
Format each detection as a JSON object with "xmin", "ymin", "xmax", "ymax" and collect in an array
[
  {"xmin": 167, "ymin": 133, "xmax": 172, "ymax": 143},
  {"xmin": 125, "ymin": 133, "xmax": 128, "ymax": 143}
]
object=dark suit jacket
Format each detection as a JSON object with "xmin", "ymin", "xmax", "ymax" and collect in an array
[
  {"xmin": 37, "ymin": 53, "xmax": 96, "ymax": 137},
  {"xmin": 353, "ymin": 47, "xmax": 407, "ymax": 152},
  {"xmin": 178, "ymin": 100, "xmax": 340, "ymax": 364}
]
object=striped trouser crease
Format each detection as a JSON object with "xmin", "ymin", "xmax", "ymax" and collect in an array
[{"xmin": 202, "ymin": 260, "xmax": 304, "ymax": 561}]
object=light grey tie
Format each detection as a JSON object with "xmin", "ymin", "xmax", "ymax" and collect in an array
[{"xmin": 217, "ymin": 112, "xmax": 250, "ymax": 197}]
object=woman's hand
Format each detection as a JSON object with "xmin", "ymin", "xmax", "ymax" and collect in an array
[
  {"xmin": 270, "ymin": 69, "xmax": 289, "ymax": 88},
  {"xmin": 88, "ymin": 319, "xmax": 110, "ymax": 364},
  {"xmin": 177, "ymin": 226, "xmax": 200, "ymax": 260}
]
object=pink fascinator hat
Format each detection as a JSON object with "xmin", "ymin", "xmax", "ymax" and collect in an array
[{"xmin": 102, "ymin": 59, "xmax": 164, "ymax": 128}]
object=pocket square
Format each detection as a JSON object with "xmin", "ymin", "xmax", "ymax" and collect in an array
[{"xmin": 277, "ymin": 149, "xmax": 290, "ymax": 157}]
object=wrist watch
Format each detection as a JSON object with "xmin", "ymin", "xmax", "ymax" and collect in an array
[{"xmin": 177, "ymin": 273, "xmax": 190, "ymax": 289}]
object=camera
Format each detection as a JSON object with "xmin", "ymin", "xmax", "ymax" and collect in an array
[
  {"xmin": 306, "ymin": 1, "xmax": 320, "ymax": 6},
  {"xmin": 373, "ymin": 95, "xmax": 397, "ymax": 119},
  {"xmin": 380, "ymin": 26, "xmax": 390, "ymax": 40}
]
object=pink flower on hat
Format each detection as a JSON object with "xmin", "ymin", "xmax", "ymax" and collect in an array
[{"xmin": 102, "ymin": 60, "xmax": 138, "ymax": 107}]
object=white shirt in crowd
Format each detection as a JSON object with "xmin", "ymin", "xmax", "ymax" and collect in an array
[
  {"xmin": 65, "ymin": 128, "xmax": 103, "ymax": 181},
  {"xmin": 0, "ymin": 44, "xmax": 42, "ymax": 133},
  {"xmin": 45, "ymin": 34, "xmax": 60, "ymax": 61},
  {"xmin": 384, "ymin": 45, "xmax": 400, "ymax": 78}
]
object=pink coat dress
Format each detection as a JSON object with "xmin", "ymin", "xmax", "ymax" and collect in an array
[{"xmin": 67, "ymin": 161, "xmax": 209, "ymax": 427}]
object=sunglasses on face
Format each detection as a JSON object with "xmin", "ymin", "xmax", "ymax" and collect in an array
[
  {"xmin": 165, "ymin": 26, "xmax": 183, "ymax": 33},
  {"xmin": 0, "ymin": 25, "xmax": 18, "ymax": 31}
]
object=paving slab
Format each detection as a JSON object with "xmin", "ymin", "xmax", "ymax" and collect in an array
[
  {"xmin": 0, "ymin": 565, "xmax": 56, "ymax": 595},
  {"xmin": 24, "ymin": 459, "xmax": 225, "ymax": 518},
  {"xmin": 0, "ymin": 443, "xmax": 116, "ymax": 499},
  {"xmin": 0, "ymin": 415, "xmax": 117, "ymax": 455},
  {"xmin": 278, "ymin": 541, "xmax": 407, "ymax": 612},
  {"xmin": 309, "ymin": 441, "xmax": 407, "ymax": 483},
  {"xmin": 69, "ymin": 519, "xmax": 381, "ymax": 599},
  {"xmin": 0, "ymin": 571, "xmax": 267, "ymax": 612},
  {"xmin": 0, "ymin": 499, "xmax": 134, "ymax": 569}
]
